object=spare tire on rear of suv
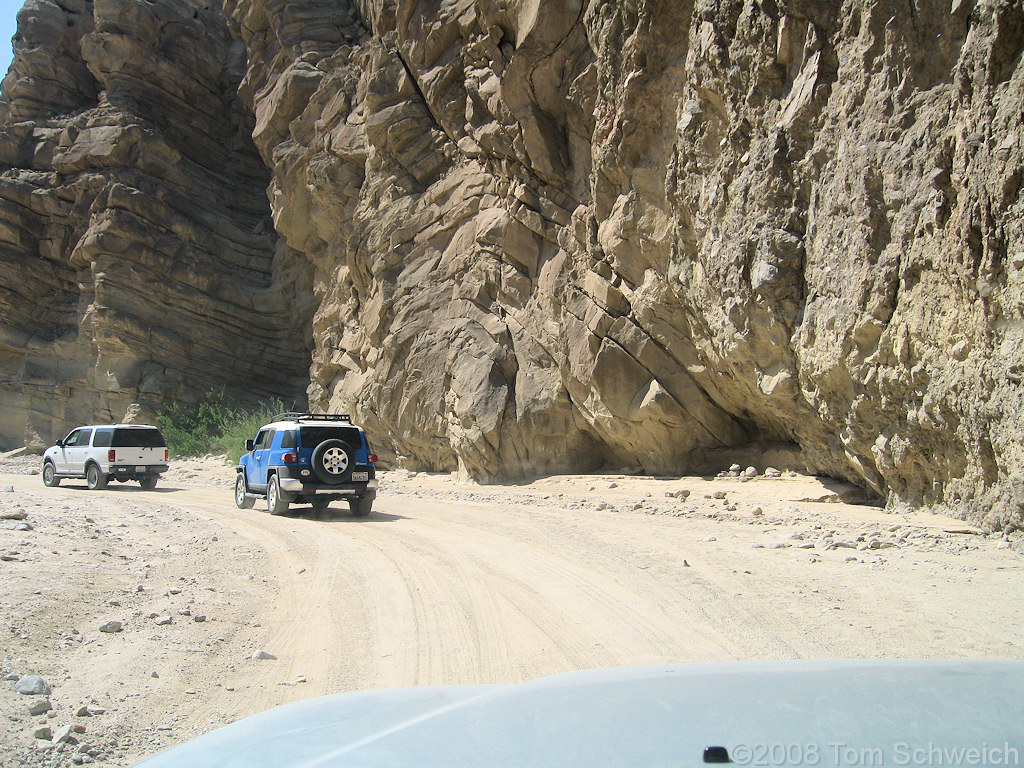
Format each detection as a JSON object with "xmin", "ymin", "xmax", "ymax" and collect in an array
[{"xmin": 311, "ymin": 439, "xmax": 354, "ymax": 484}]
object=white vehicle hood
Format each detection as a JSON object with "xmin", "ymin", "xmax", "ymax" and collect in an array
[{"xmin": 133, "ymin": 659, "xmax": 1024, "ymax": 768}]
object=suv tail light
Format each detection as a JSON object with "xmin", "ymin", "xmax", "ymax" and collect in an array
[
  {"xmin": 165, "ymin": 449, "xmax": 169, "ymax": 462},
  {"xmin": 282, "ymin": 452, "xmax": 298, "ymax": 463},
  {"xmin": 368, "ymin": 453, "xmax": 378, "ymax": 464},
  {"xmin": 108, "ymin": 449, "xmax": 116, "ymax": 462}
]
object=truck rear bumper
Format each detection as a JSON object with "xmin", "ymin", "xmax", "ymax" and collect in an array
[{"xmin": 279, "ymin": 477, "xmax": 378, "ymax": 493}]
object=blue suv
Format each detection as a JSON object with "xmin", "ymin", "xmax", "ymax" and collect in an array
[{"xmin": 235, "ymin": 413, "xmax": 378, "ymax": 516}]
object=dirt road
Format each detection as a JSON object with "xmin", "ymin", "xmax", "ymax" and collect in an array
[{"xmin": 2, "ymin": 459, "xmax": 1022, "ymax": 766}]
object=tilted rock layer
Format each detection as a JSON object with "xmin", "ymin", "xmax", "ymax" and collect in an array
[{"xmin": 2, "ymin": 0, "xmax": 1023, "ymax": 530}]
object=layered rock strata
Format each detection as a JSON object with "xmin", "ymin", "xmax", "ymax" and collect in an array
[
  {"xmin": 2, "ymin": 0, "xmax": 1022, "ymax": 531},
  {"xmin": 0, "ymin": 0, "xmax": 313, "ymax": 449}
]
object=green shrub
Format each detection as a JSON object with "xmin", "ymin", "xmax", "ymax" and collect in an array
[
  {"xmin": 157, "ymin": 392, "xmax": 284, "ymax": 461},
  {"xmin": 213, "ymin": 400, "xmax": 284, "ymax": 462}
]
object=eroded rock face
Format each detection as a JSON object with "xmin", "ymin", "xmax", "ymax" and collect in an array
[
  {"xmin": 2, "ymin": 0, "xmax": 1022, "ymax": 530},
  {"xmin": 222, "ymin": 0, "xmax": 1023, "ymax": 530},
  {"xmin": 0, "ymin": 0, "xmax": 313, "ymax": 449}
]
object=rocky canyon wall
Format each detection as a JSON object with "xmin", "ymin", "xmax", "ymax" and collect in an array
[
  {"xmin": 0, "ymin": 0, "xmax": 314, "ymax": 450},
  {"xmin": 2, "ymin": 0, "xmax": 1022, "ymax": 530}
]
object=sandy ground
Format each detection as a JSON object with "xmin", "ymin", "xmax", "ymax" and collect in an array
[{"xmin": 1, "ymin": 455, "xmax": 1022, "ymax": 766}]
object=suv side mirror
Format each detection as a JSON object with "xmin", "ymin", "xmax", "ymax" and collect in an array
[
  {"xmin": 55, "ymin": 439, "xmax": 63, "ymax": 447},
  {"xmin": 245, "ymin": 439, "xmax": 254, "ymax": 452}
]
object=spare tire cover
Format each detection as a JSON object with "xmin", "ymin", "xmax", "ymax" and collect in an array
[{"xmin": 311, "ymin": 439, "xmax": 354, "ymax": 484}]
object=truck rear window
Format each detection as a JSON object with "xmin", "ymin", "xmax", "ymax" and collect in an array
[
  {"xmin": 112, "ymin": 428, "xmax": 166, "ymax": 448},
  {"xmin": 300, "ymin": 427, "xmax": 362, "ymax": 449}
]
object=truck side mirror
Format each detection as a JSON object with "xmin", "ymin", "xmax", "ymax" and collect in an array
[{"xmin": 245, "ymin": 439, "xmax": 254, "ymax": 452}]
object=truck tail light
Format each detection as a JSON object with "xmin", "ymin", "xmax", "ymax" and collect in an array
[
  {"xmin": 108, "ymin": 449, "xmax": 116, "ymax": 462},
  {"xmin": 369, "ymin": 453, "xmax": 378, "ymax": 464},
  {"xmin": 282, "ymin": 452, "xmax": 298, "ymax": 463}
]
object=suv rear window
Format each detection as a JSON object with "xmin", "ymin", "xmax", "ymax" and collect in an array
[
  {"xmin": 112, "ymin": 428, "xmax": 166, "ymax": 448},
  {"xmin": 300, "ymin": 426, "xmax": 363, "ymax": 448}
]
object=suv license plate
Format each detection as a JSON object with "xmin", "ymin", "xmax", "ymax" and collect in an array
[
  {"xmin": 136, "ymin": 465, "xmax": 146, "ymax": 472},
  {"xmin": 352, "ymin": 471, "xmax": 368, "ymax": 482}
]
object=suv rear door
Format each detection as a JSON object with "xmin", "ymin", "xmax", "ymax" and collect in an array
[{"xmin": 111, "ymin": 427, "xmax": 166, "ymax": 469}]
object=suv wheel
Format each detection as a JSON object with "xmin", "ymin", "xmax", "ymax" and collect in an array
[
  {"xmin": 311, "ymin": 439, "xmax": 354, "ymax": 484},
  {"xmin": 349, "ymin": 492, "xmax": 374, "ymax": 518},
  {"xmin": 86, "ymin": 463, "xmax": 108, "ymax": 490},
  {"xmin": 267, "ymin": 474, "xmax": 289, "ymax": 515},
  {"xmin": 235, "ymin": 473, "xmax": 255, "ymax": 509},
  {"xmin": 139, "ymin": 476, "xmax": 158, "ymax": 490},
  {"xmin": 42, "ymin": 461, "xmax": 60, "ymax": 487}
]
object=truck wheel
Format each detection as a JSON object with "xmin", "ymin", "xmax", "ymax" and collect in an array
[
  {"xmin": 235, "ymin": 473, "xmax": 255, "ymax": 509},
  {"xmin": 311, "ymin": 439, "xmax": 353, "ymax": 484},
  {"xmin": 140, "ymin": 476, "xmax": 158, "ymax": 490},
  {"xmin": 267, "ymin": 474, "xmax": 289, "ymax": 515},
  {"xmin": 42, "ymin": 462, "xmax": 60, "ymax": 487},
  {"xmin": 349, "ymin": 493, "xmax": 373, "ymax": 518},
  {"xmin": 86, "ymin": 463, "xmax": 108, "ymax": 490}
]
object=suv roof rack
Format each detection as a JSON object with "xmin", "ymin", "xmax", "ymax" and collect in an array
[{"xmin": 273, "ymin": 412, "xmax": 352, "ymax": 423}]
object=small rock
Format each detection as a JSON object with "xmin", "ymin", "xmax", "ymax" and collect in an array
[
  {"xmin": 3, "ymin": 485, "xmax": 14, "ymax": 492},
  {"xmin": 99, "ymin": 621, "xmax": 122, "ymax": 633},
  {"xmin": 8, "ymin": 522, "xmax": 32, "ymax": 531},
  {"xmin": 151, "ymin": 671, "xmax": 159, "ymax": 678},
  {"xmin": 4, "ymin": 672, "xmax": 20, "ymax": 681},
  {"xmin": 743, "ymin": 467, "xmax": 758, "ymax": 478},
  {"xmin": 193, "ymin": 615, "xmax": 207, "ymax": 622},
  {"xmin": 15, "ymin": 675, "xmax": 51, "ymax": 695},
  {"xmin": 0, "ymin": 509, "xmax": 27, "ymax": 520},
  {"xmin": 764, "ymin": 467, "xmax": 782, "ymax": 478},
  {"xmin": 28, "ymin": 699, "xmax": 52, "ymax": 716},
  {"xmin": 52, "ymin": 724, "xmax": 74, "ymax": 744},
  {"xmin": 712, "ymin": 491, "xmax": 727, "ymax": 500},
  {"xmin": 154, "ymin": 616, "xmax": 172, "ymax": 625},
  {"xmin": 751, "ymin": 507, "xmax": 763, "ymax": 516},
  {"xmin": 72, "ymin": 724, "xmax": 86, "ymax": 734},
  {"xmin": 251, "ymin": 650, "xmax": 277, "ymax": 660},
  {"xmin": 702, "ymin": 536, "xmax": 717, "ymax": 542},
  {"xmin": 729, "ymin": 464, "xmax": 741, "ymax": 472},
  {"xmin": 33, "ymin": 726, "xmax": 52, "ymax": 740}
]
